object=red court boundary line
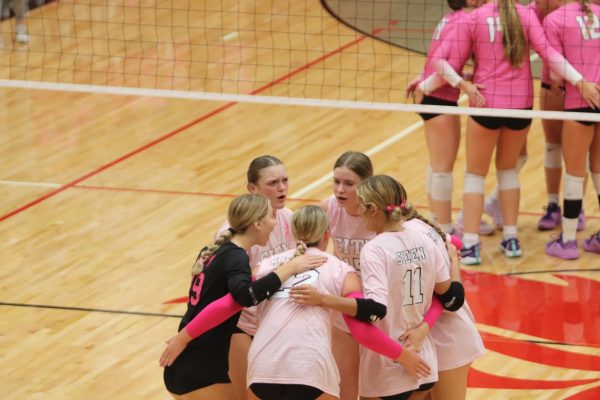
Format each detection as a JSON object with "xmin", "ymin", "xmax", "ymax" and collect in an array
[
  {"xmin": 68, "ymin": 184, "xmax": 600, "ymax": 220},
  {"xmin": 0, "ymin": 33, "xmax": 373, "ymax": 223}
]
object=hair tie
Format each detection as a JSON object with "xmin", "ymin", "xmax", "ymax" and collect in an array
[
  {"xmin": 386, "ymin": 204, "xmax": 396, "ymax": 213},
  {"xmin": 400, "ymin": 200, "xmax": 406, "ymax": 209},
  {"xmin": 227, "ymin": 227, "xmax": 237, "ymax": 235}
]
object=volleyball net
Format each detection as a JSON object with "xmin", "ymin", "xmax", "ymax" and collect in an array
[{"xmin": 0, "ymin": 0, "xmax": 598, "ymax": 122}]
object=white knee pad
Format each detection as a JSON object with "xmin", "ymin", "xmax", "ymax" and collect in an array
[
  {"xmin": 517, "ymin": 155, "xmax": 528, "ymax": 172},
  {"xmin": 463, "ymin": 172, "xmax": 485, "ymax": 194},
  {"xmin": 564, "ymin": 173, "xmax": 584, "ymax": 200},
  {"xmin": 497, "ymin": 169, "xmax": 520, "ymax": 191},
  {"xmin": 426, "ymin": 166, "xmax": 433, "ymax": 195},
  {"xmin": 544, "ymin": 143, "xmax": 562, "ymax": 169},
  {"xmin": 431, "ymin": 172, "xmax": 453, "ymax": 201}
]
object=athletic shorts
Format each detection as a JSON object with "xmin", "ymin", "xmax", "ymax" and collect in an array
[
  {"xmin": 380, "ymin": 382, "xmax": 436, "ymax": 400},
  {"xmin": 163, "ymin": 344, "xmax": 230, "ymax": 395},
  {"xmin": 232, "ymin": 325, "xmax": 253, "ymax": 336},
  {"xmin": 565, "ymin": 107, "xmax": 600, "ymax": 126},
  {"xmin": 541, "ymin": 82, "xmax": 565, "ymax": 91},
  {"xmin": 418, "ymin": 95, "xmax": 458, "ymax": 121},
  {"xmin": 471, "ymin": 108, "xmax": 532, "ymax": 130},
  {"xmin": 250, "ymin": 383, "xmax": 323, "ymax": 400}
]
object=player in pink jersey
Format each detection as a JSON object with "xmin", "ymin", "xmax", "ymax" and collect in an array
[
  {"xmin": 249, "ymin": 205, "xmax": 428, "ymax": 400},
  {"xmin": 544, "ymin": 0, "xmax": 600, "ymax": 259},
  {"xmin": 217, "ymin": 155, "xmax": 296, "ymax": 400},
  {"xmin": 418, "ymin": 0, "xmax": 600, "ymax": 264},
  {"xmin": 318, "ymin": 151, "xmax": 375, "ymax": 400},
  {"xmin": 408, "ymin": 0, "xmax": 496, "ymax": 238},
  {"xmin": 484, "ymin": 0, "xmax": 588, "ymax": 232},
  {"xmin": 159, "ymin": 195, "xmax": 326, "ymax": 400},
  {"xmin": 355, "ymin": 175, "xmax": 464, "ymax": 399},
  {"xmin": 401, "ymin": 218, "xmax": 485, "ymax": 400}
]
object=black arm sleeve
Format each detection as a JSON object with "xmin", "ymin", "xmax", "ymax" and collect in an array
[
  {"xmin": 226, "ymin": 256, "xmax": 282, "ymax": 307},
  {"xmin": 354, "ymin": 298, "xmax": 387, "ymax": 322},
  {"xmin": 437, "ymin": 281, "xmax": 465, "ymax": 311}
]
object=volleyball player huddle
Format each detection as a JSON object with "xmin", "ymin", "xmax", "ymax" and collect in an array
[
  {"xmin": 410, "ymin": 0, "xmax": 600, "ymax": 264},
  {"xmin": 160, "ymin": 153, "xmax": 485, "ymax": 400}
]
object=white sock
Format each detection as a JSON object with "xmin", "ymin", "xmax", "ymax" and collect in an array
[
  {"xmin": 563, "ymin": 218, "xmax": 578, "ymax": 242},
  {"xmin": 548, "ymin": 193, "xmax": 559, "ymax": 205},
  {"xmin": 429, "ymin": 211, "xmax": 438, "ymax": 224},
  {"xmin": 503, "ymin": 225, "xmax": 518, "ymax": 240},
  {"xmin": 439, "ymin": 223, "xmax": 453, "ymax": 234},
  {"xmin": 463, "ymin": 233, "xmax": 479, "ymax": 248}
]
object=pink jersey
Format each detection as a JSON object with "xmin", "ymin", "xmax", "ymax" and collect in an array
[
  {"xmin": 403, "ymin": 219, "xmax": 485, "ymax": 370},
  {"xmin": 326, "ymin": 195, "xmax": 375, "ymax": 271},
  {"xmin": 247, "ymin": 247, "xmax": 355, "ymax": 397},
  {"xmin": 217, "ymin": 207, "xmax": 295, "ymax": 335},
  {"xmin": 358, "ymin": 229, "xmax": 450, "ymax": 397},
  {"xmin": 421, "ymin": 9, "xmax": 472, "ymax": 102},
  {"xmin": 431, "ymin": 2, "xmax": 581, "ymax": 108},
  {"xmin": 544, "ymin": 3, "xmax": 600, "ymax": 109}
]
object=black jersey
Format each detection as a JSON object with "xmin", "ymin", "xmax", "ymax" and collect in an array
[{"xmin": 169, "ymin": 241, "xmax": 282, "ymax": 376}]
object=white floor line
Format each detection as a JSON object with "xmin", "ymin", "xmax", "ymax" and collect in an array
[
  {"xmin": 0, "ymin": 180, "xmax": 61, "ymax": 188},
  {"xmin": 290, "ymin": 118, "xmax": 426, "ymax": 199}
]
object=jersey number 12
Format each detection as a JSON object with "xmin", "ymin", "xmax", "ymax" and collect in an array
[{"xmin": 576, "ymin": 15, "xmax": 600, "ymax": 40}]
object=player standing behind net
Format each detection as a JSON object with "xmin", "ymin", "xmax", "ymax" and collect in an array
[
  {"xmin": 216, "ymin": 155, "xmax": 296, "ymax": 400},
  {"xmin": 544, "ymin": 0, "xmax": 600, "ymax": 259},
  {"xmin": 484, "ymin": 0, "xmax": 587, "ymax": 233},
  {"xmin": 408, "ymin": 0, "xmax": 495, "ymax": 238},
  {"xmin": 418, "ymin": 0, "xmax": 600, "ymax": 264},
  {"xmin": 319, "ymin": 151, "xmax": 375, "ymax": 400}
]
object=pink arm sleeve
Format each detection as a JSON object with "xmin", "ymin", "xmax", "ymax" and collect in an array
[
  {"xmin": 423, "ymin": 295, "xmax": 444, "ymax": 329},
  {"xmin": 342, "ymin": 292, "xmax": 403, "ymax": 360},
  {"xmin": 184, "ymin": 293, "xmax": 243, "ymax": 339},
  {"xmin": 528, "ymin": 9, "xmax": 582, "ymax": 85}
]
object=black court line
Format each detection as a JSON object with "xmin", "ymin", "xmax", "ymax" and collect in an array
[
  {"xmin": 0, "ymin": 302, "xmax": 182, "ymax": 319},
  {"xmin": 320, "ymin": 0, "xmax": 428, "ymax": 55},
  {"xmin": 504, "ymin": 268, "xmax": 600, "ymax": 276},
  {"xmin": 4, "ymin": 302, "xmax": 598, "ymax": 347}
]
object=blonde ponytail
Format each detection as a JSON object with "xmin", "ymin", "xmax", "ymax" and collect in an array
[
  {"xmin": 582, "ymin": 0, "xmax": 595, "ymax": 36},
  {"xmin": 191, "ymin": 194, "xmax": 270, "ymax": 276},
  {"xmin": 498, "ymin": 0, "xmax": 526, "ymax": 67}
]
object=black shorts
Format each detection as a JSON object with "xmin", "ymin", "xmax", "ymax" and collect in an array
[
  {"xmin": 164, "ymin": 366, "xmax": 230, "ymax": 395},
  {"xmin": 471, "ymin": 108, "xmax": 532, "ymax": 130},
  {"xmin": 541, "ymin": 82, "xmax": 565, "ymax": 91},
  {"xmin": 232, "ymin": 325, "xmax": 252, "ymax": 336},
  {"xmin": 418, "ymin": 95, "xmax": 458, "ymax": 121},
  {"xmin": 565, "ymin": 107, "xmax": 600, "ymax": 126},
  {"xmin": 250, "ymin": 383, "xmax": 323, "ymax": 400},
  {"xmin": 163, "ymin": 344, "xmax": 230, "ymax": 395},
  {"xmin": 380, "ymin": 382, "xmax": 436, "ymax": 400}
]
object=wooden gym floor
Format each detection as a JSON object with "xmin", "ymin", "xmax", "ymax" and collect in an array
[{"xmin": 1, "ymin": 0, "xmax": 598, "ymax": 398}]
